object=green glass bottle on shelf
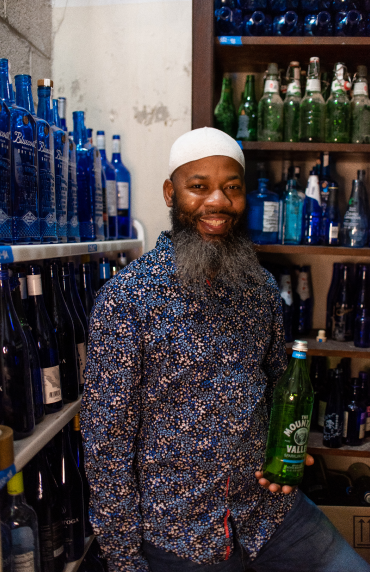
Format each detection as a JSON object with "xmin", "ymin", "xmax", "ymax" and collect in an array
[
  {"xmin": 214, "ymin": 75, "xmax": 237, "ymax": 138},
  {"xmin": 236, "ymin": 75, "xmax": 257, "ymax": 141},
  {"xmin": 300, "ymin": 57, "xmax": 326, "ymax": 143},
  {"xmin": 263, "ymin": 340, "xmax": 314, "ymax": 486},
  {"xmin": 284, "ymin": 61, "xmax": 301, "ymax": 143},
  {"xmin": 258, "ymin": 63, "xmax": 283, "ymax": 142},
  {"xmin": 325, "ymin": 62, "xmax": 351, "ymax": 144},
  {"xmin": 351, "ymin": 65, "xmax": 370, "ymax": 144}
]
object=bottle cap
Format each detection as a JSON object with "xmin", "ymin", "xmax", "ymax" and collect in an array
[
  {"xmin": 7, "ymin": 471, "xmax": 24, "ymax": 495},
  {"xmin": 292, "ymin": 340, "xmax": 308, "ymax": 352},
  {"xmin": 357, "ymin": 169, "xmax": 366, "ymax": 181},
  {"xmin": 72, "ymin": 413, "xmax": 81, "ymax": 431},
  {"xmin": 267, "ymin": 63, "xmax": 278, "ymax": 74},
  {"xmin": 37, "ymin": 78, "xmax": 53, "ymax": 87},
  {"xmin": 0, "ymin": 426, "xmax": 14, "ymax": 471},
  {"xmin": 357, "ymin": 65, "xmax": 367, "ymax": 76},
  {"xmin": 310, "ymin": 57, "xmax": 320, "ymax": 63},
  {"xmin": 316, "ymin": 329, "xmax": 327, "ymax": 342}
]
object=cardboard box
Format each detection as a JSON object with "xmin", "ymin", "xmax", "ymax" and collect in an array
[{"xmin": 320, "ymin": 506, "xmax": 370, "ymax": 564}]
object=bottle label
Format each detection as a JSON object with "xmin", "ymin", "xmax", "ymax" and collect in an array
[
  {"xmin": 112, "ymin": 139, "xmax": 120, "ymax": 153},
  {"xmin": 117, "ymin": 182, "xmax": 129, "ymax": 209},
  {"xmin": 106, "ymin": 180, "xmax": 117, "ymax": 216},
  {"xmin": 264, "ymin": 79, "xmax": 279, "ymax": 94},
  {"xmin": 26, "ymin": 274, "xmax": 42, "ymax": 296},
  {"xmin": 96, "ymin": 134, "xmax": 105, "ymax": 150},
  {"xmin": 360, "ymin": 412, "xmax": 366, "ymax": 439},
  {"xmin": 279, "ymin": 275, "xmax": 293, "ymax": 307},
  {"xmin": 267, "ymin": 410, "xmax": 311, "ymax": 470},
  {"xmin": 305, "ymin": 176, "xmax": 321, "ymax": 205},
  {"xmin": 292, "ymin": 350, "xmax": 306, "ymax": 359},
  {"xmin": 318, "ymin": 400, "xmax": 327, "ymax": 427},
  {"xmin": 100, "ymin": 263, "xmax": 110, "ymax": 280},
  {"xmin": 77, "ymin": 342, "xmax": 86, "ymax": 386},
  {"xmin": 343, "ymin": 207, "xmax": 363, "ymax": 230},
  {"xmin": 329, "ymin": 224, "xmax": 339, "ymax": 241},
  {"xmin": 236, "ymin": 114, "xmax": 249, "ymax": 139},
  {"xmin": 306, "ymin": 79, "xmax": 321, "ymax": 92},
  {"xmin": 19, "ymin": 276, "xmax": 27, "ymax": 300},
  {"xmin": 39, "ymin": 520, "xmax": 64, "ymax": 563},
  {"xmin": 323, "ymin": 412, "xmax": 343, "ymax": 440},
  {"xmin": 331, "ymin": 80, "xmax": 345, "ymax": 93},
  {"xmin": 41, "ymin": 366, "xmax": 61, "ymax": 404},
  {"xmin": 296, "ymin": 271, "xmax": 310, "ymax": 302},
  {"xmin": 287, "ymin": 80, "xmax": 301, "ymax": 96},
  {"xmin": 343, "ymin": 411, "xmax": 348, "ymax": 438},
  {"xmin": 13, "ymin": 551, "xmax": 35, "ymax": 572},
  {"xmin": 263, "ymin": 202, "xmax": 279, "ymax": 233},
  {"xmin": 354, "ymin": 82, "xmax": 368, "ymax": 96}
]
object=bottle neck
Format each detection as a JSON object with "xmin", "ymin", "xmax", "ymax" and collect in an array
[
  {"xmin": 220, "ymin": 79, "xmax": 233, "ymax": 103},
  {"xmin": 53, "ymin": 100, "xmax": 61, "ymax": 129},
  {"xmin": 12, "ymin": 285, "xmax": 28, "ymax": 326},
  {"xmin": 0, "ymin": 62, "xmax": 14, "ymax": 105},
  {"xmin": 7, "ymin": 471, "xmax": 25, "ymax": 501},
  {"xmin": 37, "ymin": 87, "xmax": 52, "ymax": 122},
  {"xmin": 244, "ymin": 78, "xmax": 256, "ymax": 101},
  {"xmin": 73, "ymin": 115, "xmax": 87, "ymax": 146},
  {"xmin": 27, "ymin": 274, "xmax": 43, "ymax": 297},
  {"xmin": 15, "ymin": 79, "xmax": 35, "ymax": 115}
]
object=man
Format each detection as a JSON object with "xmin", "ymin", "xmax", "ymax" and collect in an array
[{"xmin": 81, "ymin": 128, "xmax": 370, "ymax": 572}]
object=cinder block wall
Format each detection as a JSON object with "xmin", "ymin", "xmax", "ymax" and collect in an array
[{"xmin": 0, "ymin": 0, "xmax": 52, "ymax": 101}]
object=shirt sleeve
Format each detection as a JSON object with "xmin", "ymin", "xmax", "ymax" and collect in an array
[
  {"xmin": 262, "ymin": 275, "xmax": 288, "ymax": 414},
  {"xmin": 80, "ymin": 286, "xmax": 150, "ymax": 572}
]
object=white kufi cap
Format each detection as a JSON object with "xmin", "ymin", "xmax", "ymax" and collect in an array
[{"xmin": 168, "ymin": 127, "xmax": 245, "ymax": 178}]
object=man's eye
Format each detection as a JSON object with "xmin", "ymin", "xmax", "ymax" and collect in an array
[
  {"xmin": 192, "ymin": 184, "xmax": 205, "ymax": 189},
  {"xmin": 227, "ymin": 185, "xmax": 241, "ymax": 190}
]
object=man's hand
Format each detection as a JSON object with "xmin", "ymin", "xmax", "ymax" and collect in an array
[{"xmin": 255, "ymin": 454, "xmax": 315, "ymax": 495}]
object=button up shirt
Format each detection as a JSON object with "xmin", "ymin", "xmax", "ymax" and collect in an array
[{"xmin": 81, "ymin": 231, "xmax": 296, "ymax": 572}]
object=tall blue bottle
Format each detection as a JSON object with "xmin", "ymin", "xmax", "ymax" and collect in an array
[
  {"xmin": 281, "ymin": 177, "xmax": 304, "ymax": 244},
  {"xmin": 14, "ymin": 75, "xmax": 57, "ymax": 245},
  {"xmin": 335, "ymin": 10, "xmax": 366, "ymax": 36},
  {"xmin": 244, "ymin": 11, "xmax": 272, "ymax": 35},
  {"xmin": 303, "ymin": 170, "xmax": 321, "ymax": 244},
  {"xmin": 319, "ymin": 153, "xmax": 340, "ymax": 245},
  {"xmin": 304, "ymin": 11, "xmax": 333, "ymax": 35},
  {"xmin": 112, "ymin": 135, "xmax": 131, "ymax": 238},
  {"xmin": 73, "ymin": 111, "xmax": 104, "ymax": 242},
  {"xmin": 273, "ymin": 11, "xmax": 301, "ymax": 35},
  {"xmin": 246, "ymin": 178, "xmax": 279, "ymax": 244},
  {"xmin": 0, "ymin": 59, "xmax": 40, "ymax": 244},
  {"xmin": 97, "ymin": 131, "xmax": 118, "ymax": 240},
  {"xmin": 67, "ymin": 133, "xmax": 80, "ymax": 242},
  {"xmin": 0, "ymin": 89, "xmax": 11, "ymax": 245},
  {"xmin": 58, "ymin": 97, "xmax": 67, "ymax": 131}
]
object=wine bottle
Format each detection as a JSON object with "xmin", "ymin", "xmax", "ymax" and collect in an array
[
  {"xmin": 64, "ymin": 262, "xmax": 89, "ymax": 335},
  {"xmin": 0, "ymin": 264, "xmax": 35, "ymax": 439},
  {"xmin": 11, "ymin": 272, "xmax": 45, "ymax": 424},
  {"xmin": 293, "ymin": 266, "xmax": 312, "ymax": 335},
  {"xmin": 70, "ymin": 413, "xmax": 93, "ymax": 536},
  {"xmin": 343, "ymin": 378, "xmax": 366, "ymax": 446},
  {"xmin": 332, "ymin": 263, "xmax": 354, "ymax": 341},
  {"xmin": 99, "ymin": 257, "xmax": 111, "ymax": 288},
  {"xmin": 24, "ymin": 449, "xmax": 65, "ymax": 572},
  {"xmin": 323, "ymin": 368, "xmax": 343, "ymax": 448},
  {"xmin": 326, "ymin": 263, "xmax": 341, "ymax": 334},
  {"xmin": 279, "ymin": 268, "xmax": 294, "ymax": 342},
  {"xmin": 310, "ymin": 355, "xmax": 327, "ymax": 431},
  {"xmin": 44, "ymin": 262, "xmax": 79, "ymax": 403},
  {"xmin": 60, "ymin": 266, "xmax": 87, "ymax": 393},
  {"xmin": 354, "ymin": 263, "xmax": 370, "ymax": 348},
  {"xmin": 0, "ymin": 425, "xmax": 15, "ymax": 572},
  {"xmin": 4, "ymin": 471, "xmax": 41, "ymax": 572},
  {"xmin": 27, "ymin": 265, "xmax": 63, "ymax": 413},
  {"xmin": 79, "ymin": 263, "xmax": 95, "ymax": 320}
]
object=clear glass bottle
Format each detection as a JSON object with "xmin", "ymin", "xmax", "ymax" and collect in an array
[
  {"xmin": 112, "ymin": 134, "xmax": 132, "ymax": 239},
  {"xmin": 340, "ymin": 178, "xmax": 368, "ymax": 248},
  {"xmin": 300, "ymin": 57, "xmax": 326, "ymax": 142},
  {"xmin": 258, "ymin": 63, "xmax": 283, "ymax": 141},
  {"xmin": 246, "ymin": 178, "xmax": 279, "ymax": 244},
  {"xmin": 97, "ymin": 130, "xmax": 118, "ymax": 239},
  {"xmin": 214, "ymin": 75, "xmax": 237, "ymax": 137},
  {"xmin": 284, "ymin": 61, "xmax": 301, "ymax": 142},
  {"xmin": 282, "ymin": 177, "xmax": 304, "ymax": 244},
  {"xmin": 351, "ymin": 65, "xmax": 370, "ymax": 144},
  {"xmin": 325, "ymin": 62, "xmax": 351, "ymax": 143},
  {"xmin": 57, "ymin": 97, "xmax": 67, "ymax": 132},
  {"xmin": 236, "ymin": 75, "xmax": 258, "ymax": 141}
]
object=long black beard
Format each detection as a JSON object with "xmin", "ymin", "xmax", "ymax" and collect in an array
[{"xmin": 170, "ymin": 196, "xmax": 264, "ymax": 292}]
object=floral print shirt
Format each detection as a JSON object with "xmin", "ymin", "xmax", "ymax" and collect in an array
[{"xmin": 81, "ymin": 231, "xmax": 296, "ymax": 572}]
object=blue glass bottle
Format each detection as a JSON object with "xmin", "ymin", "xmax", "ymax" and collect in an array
[
  {"xmin": 58, "ymin": 97, "xmax": 67, "ymax": 131},
  {"xmin": 270, "ymin": 0, "xmax": 299, "ymax": 12},
  {"xmin": 303, "ymin": 170, "xmax": 321, "ymax": 245},
  {"xmin": 0, "ymin": 59, "xmax": 40, "ymax": 244},
  {"xmin": 319, "ymin": 153, "xmax": 340, "ymax": 245},
  {"xmin": 341, "ymin": 179, "xmax": 368, "ymax": 247},
  {"xmin": 246, "ymin": 178, "xmax": 279, "ymax": 244},
  {"xmin": 50, "ymin": 94, "xmax": 69, "ymax": 242},
  {"xmin": 281, "ymin": 177, "xmax": 304, "ymax": 244},
  {"xmin": 335, "ymin": 10, "xmax": 366, "ymax": 35},
  {"xmin": 0, "ymin": 82, "xmax": 11, "ymax": 244},
  {"xmin": 279, "ymin": 268, "xmax": 294, "ymax": 342},
  {"xmin": 273, "ymin": 11, "xmax": 301, "ymax": 35},
  {"xmin": 73, "ymin": 111, "xmax": 104, "ymax": 242},
  {"xmin": 14, "ymin": 75, "xmax": 57, "ymax": 245},
  {"xmin": 354, "ymin": 264, "xmax": 370, "ymax": 348},
  {"xmin": 97, "ymin": 131, "xmax": 118, "ymax": 240},
  {"xmin": 301, "ymin": 0, "xmax": 331, "ymax": 11},
  {"xmin": 67, "ymin": 135, "xmax": 80, "ymax": 242},
  {"xmin": 304, "ymin": 11, "xmax": 333, "ymax": 35},
  {"xmin": 244, "ymin": 11, "xmax": 272, "ymax": 35},
  {"xmin": 112, "ymin": 135, "xmax": 131, "ymax": 238},
  {"xmin": 215, "ymin": 2, "xmax": 243, "ymax": 35}
]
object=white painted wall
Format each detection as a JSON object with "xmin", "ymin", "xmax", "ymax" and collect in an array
[{"xmin": 52, "ymin": 0, "xmax": 192, "ymax": 251}]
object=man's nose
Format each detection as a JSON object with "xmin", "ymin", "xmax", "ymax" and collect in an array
[{"xmin": 203, "ymin": 188, "xmax": 232, "ymax": 208}]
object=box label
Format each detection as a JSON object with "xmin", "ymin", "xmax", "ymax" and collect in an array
[{"xmin": 354, "ymin": 516, "xmax": 370, "ymax": 548}]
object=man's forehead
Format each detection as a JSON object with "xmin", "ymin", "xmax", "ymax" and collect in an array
[{"xmin": 173, "ymin": 155, "xmax": 244, "ymax": 180}]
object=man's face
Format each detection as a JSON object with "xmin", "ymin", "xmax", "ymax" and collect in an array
[{"xmin": 163, "ymin": 155, "xmax": 246, "ymax": 240}]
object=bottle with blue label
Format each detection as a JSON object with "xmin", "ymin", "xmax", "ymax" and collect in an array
[
  {"xmin": 341, "ymin": 178, "xmax": 368, "ymax": 247},
  {"xmin": 0, "ymin": 59, "xmax": 40, "ymax": 244},
  {"xmin": 282, "ymin": 175, "xmax": 304, "ymax": 244},
  {"xmin": 14, "ymin": 74, "xmax": 57, "ymax": 245},
  {"xmin": 58, "ymin": 97, "xmax": 67, "ymax": 131},
  {"xmin": 112, "ymin": 135, "xmax": 131, "ymax": 238},
  {"xmin": 284, "ymin": 61, "xmax": 301, "ymax": 142},
  {"xmin": 97, "ymin": 131, "xmax": 118, "ymax": 240},
  {"xmin": 246, "ymin": 178, "xmax": 279, "ymax": 244},
  {"xmin": 67, "ymin": 132, "xmax": 80, "ymax": 242},
  {"xmin": 50, "ymin": 94, "xmax": 69, "ymax": 242},
  {"xmin": 335, "ymin": 10, "xmax": 366, "ymax": 36},
  {"xmin": 303, "ymin": 170, "xmax": 321, "ymax": 245},
  {"xmin": 244, "ymin": 11, "xmax": 272, "ymax": 35},
  {"xmin": 304, "ymin": 11, "xmax": 333, "ymax": 35},
  {"xmin": 73, "ymin": 111, "xmax": 104, "ymax": 242},
  {"xmin": 0, "ymin": 69, "xmax": 11, "ymax": 244},
  {"xmin": 273, "ymin": 11, "xmax": 301, "ymax": 35}
]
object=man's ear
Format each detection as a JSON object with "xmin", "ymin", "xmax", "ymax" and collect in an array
[{"xmin": 163, "ymin": 178, "xmax": 175, "ymax": 207}]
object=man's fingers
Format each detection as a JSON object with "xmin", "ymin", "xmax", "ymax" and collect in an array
[
  {"xmin": 268, "ymin": 483, "xmax": 281, "ymax": 493},
  {"xmin": 282, "ymin": 485, "xmax": 294, "ymax": 494},
  {"xmin": 258, "ymin": 477, "xmax": 271, "ymax": 488},
  {"xmin": 305, "ymin": 454, "xmax": 315, "ymax": 466}
]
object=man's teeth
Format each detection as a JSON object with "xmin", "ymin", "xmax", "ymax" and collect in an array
[{"xmin": 201, "ymin": 219, "xmax": 226, "ymax": 227}]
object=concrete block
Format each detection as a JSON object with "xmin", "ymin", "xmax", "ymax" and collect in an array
[
  {"xmin": 6, "ymin": 0, "xmax": 52, "ymax": 57},
  {"xmin": 30, "ymin": 49, "xmax": 51, "ymax": 103},
  {"xmin": 0, "ymin": 21, "xmax": 30, "ymax": 78}
]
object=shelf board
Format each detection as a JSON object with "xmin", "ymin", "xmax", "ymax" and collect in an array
[
  {"xmin": 256, "ymin": 244, "xmax": 370, "ymax": 257},
  {"xmin": 286, "ymin": 337, "xmax": 370, "ymax": 358},
  {"xmin": 308, "ymin": 431, "xmax": 370, "ymax": 457},
  {"xmin": 239, "ymin": 141, "xmax": 370, "ymax": 153},
  {"xmin": 64, "ymin": 535, "xmax": 95, "ymax": 572},
  {"xmin": 13, "ymin": 398, "xmax": 81, "ymax": 474},
  {"xmin": 215, "ymin": 36, "xmax": 370, "ymax": 71},
  {"xmin": 0, "ymin": 238, "xmax": 143, "ymax": 263}
]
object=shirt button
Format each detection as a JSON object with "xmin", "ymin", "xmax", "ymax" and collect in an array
[
  {"xmin": 220, "ymin": 326, "xmax": 226, "ymax": 333},
  {"xmin": 224, "ymin": 370, "xmax": 231, "ymax": 377}
]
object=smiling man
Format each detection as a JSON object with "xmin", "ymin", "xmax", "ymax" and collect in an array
[{"xmin": 81, "ymin": 128, "xmax": 370, "ymax": 572}]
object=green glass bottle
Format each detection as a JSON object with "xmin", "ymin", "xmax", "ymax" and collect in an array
[
  {"xmin": 351, "ymin": 65, "xmax": 370, "ymax": 144},
  {"xmin": 258, "ymin": 63, "xmax": 283, "ymax": 142},
  {"xmin": 325, "ymin": 62, "xmax": 351, "ymax": 144},
  {"xmin": 236, "ymin": 75, "xmax": 257, "ymax": 141},
  {"xmin": 263, "ymin": 340, "xmax": 314, "ymax": 486},
  {"xmin": 214, "ymin": 75, "xmax": 237, "ymax": 138},
  {"xmin": 300, "ymin": 57, "xmax": 326, "ymax": 143},
  {"xmin": 284, "ymin": 61, "xmax": 301, "ymax": 143}
]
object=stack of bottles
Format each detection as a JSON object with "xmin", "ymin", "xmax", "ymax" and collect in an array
[
  {"xmin": 246, "ymin": 156, "xmax": 370, "ymax": 248},
  {"xmin": 216, "ymin": 58, "xmax": 370, "ymax": 144},
  {"xmin": 309, "ymin": 355, "xmax": 370, "ymax": 449},
  {"xmin": 0, "ymin": 57, "xmax": 132, "ymax": 245},
  {"xmin": 0, "ymin": 252, "xmax": 127, "ymax": 442},
  {"xmin": 215, "ymin": 0, "xmax": 370, "ymax": 36},
  {"xmin": 275, "ymin": 265, "xmax": 313, "ymax": 342}
]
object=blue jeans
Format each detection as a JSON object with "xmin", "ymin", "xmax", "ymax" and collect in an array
[{"xmin": 143, "ymin": 491, "xmax": 370, "ymax": 572}]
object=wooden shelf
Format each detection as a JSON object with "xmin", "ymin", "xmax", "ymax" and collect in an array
[
  {"xmin": 308, "ymin": 431, "xmax": 370, "ymax": 457},
  {"xmin": 64, "ymin": 535, "xmax": 95, "ymax": 572},
  {"xmin": 256, "ymin": 244, "xmax": 370, "ymax": 257},
  {"xmin": 286, "ymin": 337, "xmax": 370, "ymax": 358},
  {"xmin": 239, "ymin": 141, "xmax": 370, "ymax": 153}
]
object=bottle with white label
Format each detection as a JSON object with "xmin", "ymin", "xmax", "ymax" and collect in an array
[
  {"xmin": 112, "ymin": 134, "xmax": 131, "ymax": 238},
  {"xmin": 303, "ymin": 170, "xmax": 321, "ymax": 245},
  {"xmin": 341, "ymin": 178, "xmax": 368, "ymax": 248},
  {"xmin": 257, "ymin": 62, "xmax": 283, "ymax": 142},
  {"xmin": 246, "ymin": 178, "xmax": 279, "ymax": 244},
  {"xmin": 4, "ymin": 471, "xmax": 41, "ymax": 572},
  {"xmin": 343, "ymin": 379, "xmax": 366, "ymax": 446},
  {"xmin": 96, "ymin": 130, "xmax": 118, "ymax": 240},
  {"xmin": 325, "ymin": 62, "xmax": 351, "ymax": 143},
  {"xmin": 26, "ymin": 265, "xmax": 63, "ymax": 414},
  {"xmin": 351, "ymin": 65, "xmax": 370, "ymax": 144},
  {"xmin": 284, "ymin": 61, "xmax": 301, "ymax": 142},
  {"xmin": 300, "ymin": 57, "xmax": 326, "ymax": 142}
]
